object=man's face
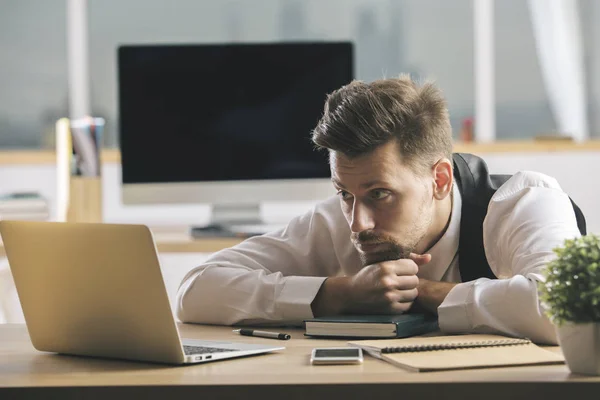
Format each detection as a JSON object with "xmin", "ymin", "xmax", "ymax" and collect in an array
[{"xmin": 330, "ymin": 141, "xmax": 434, "ymax": 266}]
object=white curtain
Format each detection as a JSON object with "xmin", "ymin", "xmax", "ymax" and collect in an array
[{"xmin": 528, "ymin": 0, "xmax": 588, "ymax": 141}]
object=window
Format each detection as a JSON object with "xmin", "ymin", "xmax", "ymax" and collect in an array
[
  {"xmin": 2, "ymin": 0, "xmax": 595, "ymax": 149},
  {"xmin": 494, "ymin": 0, "xmax": 555, "ymax": 139},
  {"xmin": 88, "ymin": 0, "xmax": 473, "ymax": 147},
  {"xmin": 0, "ymin": 0, "xmax": 68, "ymax": 149}
]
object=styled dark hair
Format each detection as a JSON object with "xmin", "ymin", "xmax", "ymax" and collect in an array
[{"xmin": 311, "ymin": 75, "xmax": 453, "ymax": 174}]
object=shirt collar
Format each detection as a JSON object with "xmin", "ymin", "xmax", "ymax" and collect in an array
[{"xmin": 417, "ymin": 183, "xmax": 462, "ymax": 281}]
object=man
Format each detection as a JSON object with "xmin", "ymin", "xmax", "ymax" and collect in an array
[{"xmin": 176, "ymin": 76, "xmax": 583, "ymax": 344}]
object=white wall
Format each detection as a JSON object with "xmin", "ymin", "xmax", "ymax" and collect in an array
[{"xmin": 481, "ymin": 152, "xmax": 600, "ymax": 234}]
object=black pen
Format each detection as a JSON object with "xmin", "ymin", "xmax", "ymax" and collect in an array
[{"xmin": 233, "ymin": 328, "xmax": 291, "ymax": 340}]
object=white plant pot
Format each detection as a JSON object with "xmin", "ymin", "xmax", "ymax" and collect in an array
[{"xmin": 556, "ymin": 322, "xmax": 600, "ymax": 375}]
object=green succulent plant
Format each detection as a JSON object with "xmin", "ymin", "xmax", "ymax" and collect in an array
[{"xmin": 538, "ymin": 234, "xmax": 600, "ymax": 325}]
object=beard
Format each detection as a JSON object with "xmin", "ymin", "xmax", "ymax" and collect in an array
[
  {"xmin": 360, "ymin": 247, "xmax": 407, "ymax": 266},
  {"xmin": 352, "ymin": 231, "xmax": 416, "ymax": 266},
  {"xmin": 351, "ymin": 206, "xmax": 433, "ymax": 267}
]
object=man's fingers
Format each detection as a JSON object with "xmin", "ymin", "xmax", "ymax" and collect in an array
[
  {"xmin": 385, "ymin": 254, "xmax": 428, "ymax": 276},
  {"xmin": 379, "ymin": 274, "xmax": 419, "ymax": 291},
  {"xmin": 394, "ymin": 275, "xmax": 419, "ymax": 290},
  {"xmin": 389, "ymin": 297, "xmax": 417, "ymax": 313},
  {"xmin": 384, "ymin": 288, "xmax": 419, "ymax": 304},
  {"xmin": 389, "ymin": 261, "xmax": 418, "ymax": 276},
  {"xmin": 409, "ymin": 252, "xmax": 432, "ymax": 266}
]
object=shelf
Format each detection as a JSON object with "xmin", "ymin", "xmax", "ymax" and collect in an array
[
  {"xmin": 0, "ymin": 236, "xmax": 243, "ymax": 257},
  {"xmin": 3, "ymin": 140, "xmax": 600, "ymax": 165},
  {"xmin": 0, "ymin": 150, "xmax": 121, "ymax": 165}
]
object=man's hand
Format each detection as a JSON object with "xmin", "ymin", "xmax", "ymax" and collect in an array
[{"xmin": 311, "ymin": 253, "xmax": 431, "ymax": 316}]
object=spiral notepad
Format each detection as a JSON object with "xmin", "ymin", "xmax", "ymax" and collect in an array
[
  {"xmin": 381, "ymin": 337, "xmax": 531, "ymax": 353},
  {"xmin": 349, "ymin": 334, "xmax": 564, "ymax": 372}
]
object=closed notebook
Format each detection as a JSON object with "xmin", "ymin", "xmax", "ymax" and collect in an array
[
  {"xmin": 304, "ymin": 313, "xmax": 439, "ymax": 338},
  {"xmin": 348, "ymin": 334, "xmax": 564, "ymax": 372}
]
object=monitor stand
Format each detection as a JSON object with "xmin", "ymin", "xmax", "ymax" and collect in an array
[
  {"xmin": 211, "ymin": 203, "xmax": 263, "ymax": 227},
  {"xmin": 190, "ymin": 203, "xmax": 267, "ymax": 238}
]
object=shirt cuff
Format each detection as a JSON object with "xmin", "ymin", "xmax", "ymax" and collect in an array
[
  {"xmin": 438, "ymin": 280, "xmax": 480, "ymax": 333},
  {"xmin": 276, "ymin": 276, "xmax": 327, "ymax": 321}
]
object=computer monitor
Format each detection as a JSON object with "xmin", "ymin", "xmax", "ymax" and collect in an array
[{"xmin": 118, "ymin": 42, "xmax": 354, "ymax": 226}]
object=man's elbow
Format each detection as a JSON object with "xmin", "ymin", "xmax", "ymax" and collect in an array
[
  {"xmin": 518, "ymin": 279, "xmax": 559, "ymax": 345},
  {"xmin": 522, "ymin": 314, "xmax": 558, "ymax": 345},
  {"xmin": 174, "ymin": 270, "xmax": 214, "ymax": 324},
  {"xmin": 174, "ymin": 271, "xmax": 244, "ymax": 326},
  {"xmin": 502, "ymin": 281, "xmax": 559, "ymax": 345},
  {"xmin": 175, "ymin": 278, "xmax": 194, "ymax": 323}
]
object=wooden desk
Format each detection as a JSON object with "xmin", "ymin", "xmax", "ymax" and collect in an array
[{"xmin": 0, "ymin": 323, "xmax": 598, "ymax": 399}]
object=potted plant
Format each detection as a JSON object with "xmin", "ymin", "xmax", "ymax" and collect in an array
[{"xmin": 538, "ymin": 234, "xmax": 600, "ymax": 375}]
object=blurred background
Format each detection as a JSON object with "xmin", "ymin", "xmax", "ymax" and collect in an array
[
  {"xmin": 1, "ymin": 0, "xmax": 599, "ymax": 149},
  {"xmin": 2, "ymin": 0, "xmax": 600, "ymax": 324}
]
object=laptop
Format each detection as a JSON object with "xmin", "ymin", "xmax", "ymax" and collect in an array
[{"xmin": 0, "ymin": 220, "xmax": 284, "ymax": 365}]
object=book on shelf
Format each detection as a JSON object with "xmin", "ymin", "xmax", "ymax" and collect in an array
[
  {"xmin": 348, "ymin": 334, "xmax": 565, "ymax": 372},
  {"xmin": 0, "ymin": 192, "xmax": 49, "ymax": 221},
  {"xmin": 304, "ymin": 313, "xmax": 439, "ymax": 339}
]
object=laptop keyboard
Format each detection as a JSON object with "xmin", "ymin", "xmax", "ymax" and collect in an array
[{"xmin": 183, "ymin": 345, "xmax": 238, "ymax": 355}]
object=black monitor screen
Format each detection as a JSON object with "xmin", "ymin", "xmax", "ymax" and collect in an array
[{"xmin": 118, "ymin": 42, "xmax": 354, "ymax": 184}]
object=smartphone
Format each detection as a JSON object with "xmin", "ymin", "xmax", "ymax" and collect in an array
[{"xmin": 310, "ymin": 347, "xmax": 363, "ymax": 365}]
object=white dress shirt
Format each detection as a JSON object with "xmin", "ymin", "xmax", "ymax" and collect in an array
[{"xmin": 176, "ymin": 171, "xmax": 581, "ymax": 344}]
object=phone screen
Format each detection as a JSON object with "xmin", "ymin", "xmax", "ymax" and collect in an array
[{"xmin": 314, "ymin": 348, "xmax": 361, "ymax": 358}]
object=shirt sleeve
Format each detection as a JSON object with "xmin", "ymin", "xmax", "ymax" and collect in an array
[
  {"xmin": 438, "ymin": 171, "xmax": 581, "ymax": 344},
  {"xmin": 176, "ymin": 196, "xmax": 359, "ymax": 326}
]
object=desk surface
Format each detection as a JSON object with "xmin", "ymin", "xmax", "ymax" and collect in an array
[{"xmin": 1, "ymin": 323, "xmax": 598, "ymax": 399}]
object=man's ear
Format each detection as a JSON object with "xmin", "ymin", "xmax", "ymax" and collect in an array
[{"xmin": 432, "ymin": 158, "xmax": 453, "ymax": 200}]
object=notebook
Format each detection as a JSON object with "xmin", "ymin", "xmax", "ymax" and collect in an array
[
  {"xmin": 304, "ymin": 313, "xmax": 439, "ymax": 338},
  {"xmin": 348, "ymin": 334, "xmax": 565, "ymax": 372}
]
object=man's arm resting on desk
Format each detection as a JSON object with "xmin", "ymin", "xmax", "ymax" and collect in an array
[
  {"xmin": 178, "ymin": 265, "xmax": 327, "ymax": 325},
  {"xmin": 437, "ymin": 172, "xmax": 582, "ymax": 344},
  {"xmin": 176, "ymin": 196, "xmax": 361, "ymax": 325}
]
